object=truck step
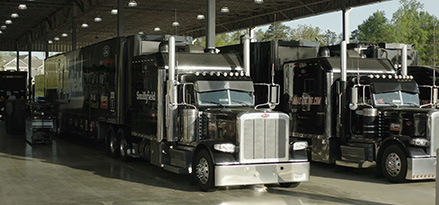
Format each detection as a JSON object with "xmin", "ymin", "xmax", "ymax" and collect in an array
[
  {"xmin": 163, "ymin": 164, "xmax": 189, "ymax": 174},
  {"xmin": 335, "ymin": 160, "xmax": 376, "ymax": 168}
]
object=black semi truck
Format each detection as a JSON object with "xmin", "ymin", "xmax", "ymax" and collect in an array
[
  {"xmin": 43, "ymin": 35, "xmax": 309, "ymax": 191},
  {"xmin": 283, "ymin": 57, "xmax": 437, "ymax": 182},
  {"xmin": 220, "ymin": 41, "xmax": 437, "ymax": 182}
]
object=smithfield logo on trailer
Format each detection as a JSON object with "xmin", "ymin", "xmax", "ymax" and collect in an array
[{"xmin": 136, "ymin": 91, "xmax": 156, "ymax": 104}]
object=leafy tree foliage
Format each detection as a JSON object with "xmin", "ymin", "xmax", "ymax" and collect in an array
[{"xmin": 352, "ymin": 0, "xmax": 439, "ymax": 65}]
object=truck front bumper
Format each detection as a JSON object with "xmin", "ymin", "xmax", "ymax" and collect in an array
[
  {"xmin": 406, "ymin": 157, "xmax": 436, "ymax": 180},
  {"xmin": 214, "ymin": 162, "xmax": 309, "ymax": 187}
]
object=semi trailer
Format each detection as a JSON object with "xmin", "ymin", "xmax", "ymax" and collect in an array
[
  {"xmin": 43, "ymin": 35, "xmax": 309, "ymax": 191},
  {"xmin": 0, "ymin": 71, "xmax": 27, "ymax": 119}
]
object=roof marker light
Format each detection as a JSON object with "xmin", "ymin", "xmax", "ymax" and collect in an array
[
  {"xmin": 221, "ymin": 7, "xmax": 229, "ymax": 13},
  {"xmin": 18, "ymin": 4, "xmax": 27, "ymax": 10}
]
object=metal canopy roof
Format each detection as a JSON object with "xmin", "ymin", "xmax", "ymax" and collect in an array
[{"xmin": 0, "ymin": 0, "xmax": 385, "ymax": 52}]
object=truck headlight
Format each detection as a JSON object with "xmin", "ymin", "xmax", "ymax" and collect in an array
[
  {"xmin": 409, "ymin": 138, "xmax": 429, "ymax": 147},
  {"xmin": 292, "ymin": 141, "xmax": 308, "ymax": 151},
  {"xmin": 214, "ymin": 143, "xmax": 236, "ymax": 153}
]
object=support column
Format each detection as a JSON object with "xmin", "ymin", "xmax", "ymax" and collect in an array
[
  {"xmin": 342, "ymin": 8, "xmax": 351, "ymax": 43},
  {"xmin": 45, "ymin": 39, "xmax": 49, "ymax": 59},
  {"xmin": 28, "ymin": 43, "xmax": 32, "ymax": 101},
  {"xmin": 117, "ymin": 0, "xmax": 124, "ymax": 37},
  {"xmin": 206, "ymin": 0, "xmax": 216, "ymax": 53},
  {"xmin": 16, "ymin": 41, "xmax": 19, "ymax": 71},
  {"xmin": 72, "ymin": 20, "xmax": 77, "ymax": 50}
]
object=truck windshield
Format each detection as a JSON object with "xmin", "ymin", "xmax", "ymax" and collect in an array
[
  {"xmin": 373, "ymin": 91, "xmax": 419, "ymax": 107},
  {"xmin": 198, "ymin": 90, "xmax": 253, "ymax": 107}
]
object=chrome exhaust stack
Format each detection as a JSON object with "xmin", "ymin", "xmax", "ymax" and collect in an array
[{"xmin": 243, "ymin": 35, "xmax": 251, "ymax": 77}]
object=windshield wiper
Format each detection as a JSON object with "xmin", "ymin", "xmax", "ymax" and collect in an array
[
  {"xmin": 404, "ymin": 102, "xmax": 419, "ymax": 107},
  {"xmin": 231, "ymin": 100, "xmax": 251, "ymax": 106},
  {"xmin": 201, "ymin": 101, "xmax": 224, "ymax": 107}
]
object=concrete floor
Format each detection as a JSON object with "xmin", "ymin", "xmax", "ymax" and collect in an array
[{"xmin": 0, "ymin": 121, "xmax": 435, "ymax": 205}]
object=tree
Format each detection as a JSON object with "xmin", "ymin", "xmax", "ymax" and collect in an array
[
  {"xmin": 290, "ymin": 24, "xmax": 326, "ymax": 44},
  {"xmin": 262, "ymin": 22, "xmax": 291, "ymax": 41},
  {"xmin": 351, "ymin": 10, "xmax": 396, "ymax": 43}
]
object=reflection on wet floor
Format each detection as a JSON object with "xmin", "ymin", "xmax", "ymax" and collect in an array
[{"xmin": 0, "ymin": 121, "xmax": 434, "ymax": 205}]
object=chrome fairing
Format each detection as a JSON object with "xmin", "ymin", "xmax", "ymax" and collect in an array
[
  {"xmin": 428, "ymin": 111, "xmax": 439, "ymax": 156},
  {"xmin": 238, "ymin": 112, "xmax": 289, "ymax": 163}
]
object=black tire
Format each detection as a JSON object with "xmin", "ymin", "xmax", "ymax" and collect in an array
[
  {"xmin": 279, "ymin": 182, "xmax": 300, "ymax": 188},
  {"xmin": 193, "ymin": 149, "xmax": 216, "ymax": 192},
  {"xmin": 118, "ymin": 129, "xmax": 131, "ymax": 162},
  {"xmin": 106, "ymin": 127, "xmax": 119, "ymax": 158},
  {"xmin": 381, "ymin": 145, "xmax": 407, "ymax": 183}
]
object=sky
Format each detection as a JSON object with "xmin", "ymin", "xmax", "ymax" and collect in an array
[
  {"xmin": 9, "ymin": 0, "xmax": 439, "ymax": 59},
  {"xmin": 259, "ymin": 0, "xmax": 439, "ymax": 34}
]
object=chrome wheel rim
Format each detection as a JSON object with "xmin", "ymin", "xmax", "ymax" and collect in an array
[
  {"xmin": 196, "ymin": 158, "xmax": 209, "ymax": 184},
  {"xmin": 385, "ymin": 152, "xmax": 401, "ymax": 177},
  {"xmin": 120, "ymin": 137, "xmax": 127, "ymax": 157},
  {"xmin": 110, "ymin": 135, "xmax": 116, "ymax": 153}
]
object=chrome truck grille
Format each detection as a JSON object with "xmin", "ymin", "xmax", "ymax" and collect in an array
[
  {"xmin": 238, "ymin": 112, "xmax": 289, "ymax": 163},
  {"xmin": 429, "ymin": 111, "xmax": 439, "ymax": 156}
]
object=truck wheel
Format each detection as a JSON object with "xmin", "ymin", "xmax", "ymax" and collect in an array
[
  {"xmin": 118, "ymin": 129, "xmax": 130, "ymax": 162},
  {"xmin": 107, "ymin": 127, "xmax": 119, "ymax": 158},
  {"xmin": 194, "ymin": 149, "xmax": 216, "ymax": 192},
  {"xmin": 279, "ymin": 182, "xmax": 300, "ymax": 188},
  {"xmin": 381, "ymin": 145, "xmax": 407, "ymax": 183}
]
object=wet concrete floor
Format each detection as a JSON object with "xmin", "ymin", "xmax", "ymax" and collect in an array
[{"xmin": 0, "ymin": 121, "xmax": 435, "ymax": 205}]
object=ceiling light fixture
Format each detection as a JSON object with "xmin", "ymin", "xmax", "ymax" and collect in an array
[
  {"xmin": 54, "ymin": 37, "xmax": 60, "ymax": 41},
  {"xmin": 94, "ymin": 17, "xmax": 102, "ymax": 22},
  {"xmin": 48, "ymin": 40, "xmax": 53, "ymax": 44},
  {"xmin": 111, "ymin": 9, "xmax": 118, "ymax": 15},
  {"xmin": 18, "ymin": 4, "xmax": 27, "ymax": 10},
  {"xmin": 81, "ymin": 22, "xmax": 89, "ymax": 28},
  {"xmin": 0, "ymin": 30, "xmax": 3, "ymax": 34},
  {"xmin": 1, "ymin": 25, "xmax": 7, "ymax": 30},
  {"xmin": 138, "ymin": 31, "xmax": 144, "ymax": 34},
  {"xmin": 172, "ymin": 9, "xmax": 179, "ymax": 27},
  {"xmin": 154, "ymin": 27, "xmax": 161, "ymax": 32},
  {"xmin": 62, "ymin": 33, "xmax": 68, "ymax": 37},
  {"xmin": 5, "ymin": 20, "xmax": 12, "ymax": 25},
  {"xmin": 254, "ymin": 0, "xmax": 263, "ymax": 4},
  {"xmin": 11, "ymin": 13, "xmax": 19, "ymax": 18},
  {"xmin": 221, "ymin": 7, "xmax": 229, "ymax": 13},
  {"xmin": 197, "ymin": 14, "xmax": 205, "ymax": 20},
  {"xmin": 128, "ymin": 0, "xmax": 138, "ymax": 7}
]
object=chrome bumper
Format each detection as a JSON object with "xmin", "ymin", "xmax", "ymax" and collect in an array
[
  {"xmin": 406, "ymin": 157, "xmax": 436, "ymax": 180},
  {"xmin": 215, "ymin": 162, "xmax": 309, "ymax": 187}
]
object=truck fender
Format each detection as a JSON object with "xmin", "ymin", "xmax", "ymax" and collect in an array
[
  {"xmin": 376, "ymin": 136, "xmax": 410, "ymax": 166},
  {"xmin": 192, "ymin": 141, "xmax": 237, "ymax": 166}
]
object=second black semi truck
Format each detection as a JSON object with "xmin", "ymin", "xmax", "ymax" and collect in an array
[
  {"xmin": 221, "ymin": 41, "xmax": 437, "ymax": 182},
  {"xmin": 43, "ymin": 35, "xmax": 309, "ymax": 191}
]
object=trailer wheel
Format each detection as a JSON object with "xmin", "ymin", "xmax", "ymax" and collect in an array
[
  {"xmin": 118, "ymin": 129, "xmax": 130, "ymax": 162},
  {"xmin": 194, "ymin": 149, "xmax": 216, "ymax": 192},
  {"xmin": 107, "ymin": 127, "xmax": 119, "ymax": 158},
  {"xmin": 279, "ymin": 182, "xmax": 300, "ymax": 188},
  {"xmin": 381, "ymin": 145, "xmax": 407, "ymax": 183}
]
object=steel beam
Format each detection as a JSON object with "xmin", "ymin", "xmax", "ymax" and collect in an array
[{"xmin": 16, "ymin": 41, "xmax": 19, "ymax": 71}]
